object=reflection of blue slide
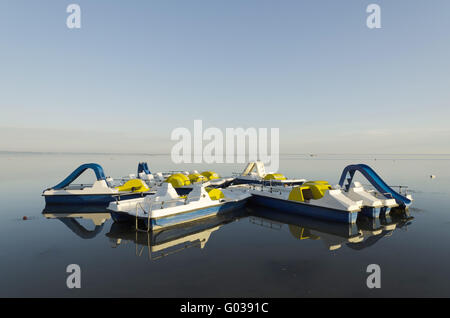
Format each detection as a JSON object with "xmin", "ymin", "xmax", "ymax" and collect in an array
[
  {"xmin": 52, "ymin": 163, "xmax": 106, "ymax": 190},
  {"xmin": 137, "ymin": 162, "xmax": 151, "ymax": 175},
  {"xmin": 338, "ymin": 164, "xmax": 412, "ymax": 207},
  {"xmin": 58, "ymin": 218, "xmax": 104, "ymax": 239}
]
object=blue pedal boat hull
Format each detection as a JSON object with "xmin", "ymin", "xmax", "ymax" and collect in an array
[
  {"xmin": 44, "ymin": 192, "xmax": 148, "ymax": 207},
  {"xmin": 249, "ymin": 194, "xmax": 358, "ymax": 224}
]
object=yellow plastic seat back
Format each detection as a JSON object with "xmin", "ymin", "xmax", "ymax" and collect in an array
[
  {"xmin": 188, "ymin": 173, "xmax": 207, "ymax": 183},
  {"xmin": 263, "ymin": 173, "xmax": 287, "ymax": 181},
  {"xmin": 165, "ymin": 173, "xmax": 191, "ymax": 188},
  {"xmin": 289, "ymin": 225, "xmax": 320, "ymax": 240},
  {"xmin": 116, "ymin": 179, "xmax": 150, "ymax": 193},
  {"xmin": 288, "ymin": 181, "xmax": 331, "ymax": 202},
  {"xmin": 288, "ymin": 186, "xmax": 309, "ymax": 202},
  {"xmin": 205, "ymin": 188, "xmax": 225, "ymax": 200},
  {"xmin": 303, "ymin": 181, "xmax": 332, "ymax": 199},
  {"xmin": 201, "ymin": 171, "xmax": 220, "ymax": 180}
]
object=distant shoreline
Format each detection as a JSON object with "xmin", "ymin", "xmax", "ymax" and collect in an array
[{"xmin": 1, "ymin": 151, "xmax": 450, "ymax": 157}]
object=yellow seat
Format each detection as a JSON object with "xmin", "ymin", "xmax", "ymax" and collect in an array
[
  {"xmin": 303, "ymin": 181, "xmax": 332, "ymax": 199},
  {"xmin": 205, "ymin": 188, "xmax": 225, "ymax": 200},
  {"xmin": 115, "ymin": 179, "xmax": 149, "ymax": 193},
  {"xmin": 165, "ymin": 173, "xmax": 191, "ymax": 188},
  {"xmin": 288, "ymin": 186, "xmax": 309, "ymax": 202},
  {"xmin": 201, "ymin": 171, "xmax": 220, "ymax": 180},
  {"xmin": 188, "ymin": 173, "xmax": 207, "ymax": 183},
  {"xmin": 263, "ymin": 173, "xmax": 287, "ymax": 181},
  {"xmin": 288, "ymin": 181, "xmax": 332, "ymax": 202}
]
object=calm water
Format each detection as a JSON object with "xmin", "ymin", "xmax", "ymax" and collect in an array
[{"xmin": 1, "ymin": 152, "xmax": 450, "ymax": 297}]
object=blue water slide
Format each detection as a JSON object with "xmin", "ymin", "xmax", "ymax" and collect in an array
[
  {"xmin": 338, "ymin": 164, "xmax": 412, "ymax": 207},
  {"xmin": 137, "ymin": 162, "xmax": 151, "ymax": 175},
  {"xmin": 52, "ymin": 163, "xmax": 107, "ymax": 190}
]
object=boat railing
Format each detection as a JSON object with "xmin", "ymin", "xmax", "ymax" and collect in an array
[
  {"xmin": 134, "ymin": 230, "xmax": 204, "ymax": 261},
  {"xmin": 151, "ymin": 241, "xmax": 204, "ymax": 261},
  {"xmin": 254, "ymin": 183, "xmax": 285, "ymax": 195},
  {"xmin": 167, "ymin": 170, "xmax": 188, "ymax": 175},
  {"xmin": 249, "ymin": 216, "xmax": 283, "ymax": 231},
  {"xmin": 61, "ymin": 183, "xmax": 94, "ymax": 190},
  {"xmin": 135, "ymin": 202, "xmax": 148, "ymax": 232},
  {"xmin": 390, "ymin": 185, "xmax": 409, "ymax": 195},
  {"xmin": 363, "ymin": 184, "xmax": 409, "ymax": 196}
]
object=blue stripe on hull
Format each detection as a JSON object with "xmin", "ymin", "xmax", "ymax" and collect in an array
[
  {"xmin": 111, "ymin": 200, "xmax": 247, "ymax": 229},
  {"xmin": 44, "ymin": 193, "xmax": 147, "ymax": 206},
  {"xmin": 249, "ymin": 195, "xmax": 358, "ymax": 224}
]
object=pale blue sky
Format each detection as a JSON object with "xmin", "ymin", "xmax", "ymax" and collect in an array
[{"xmin": 0, "ymin": 1, "xmax": 449, "ymax": 153}]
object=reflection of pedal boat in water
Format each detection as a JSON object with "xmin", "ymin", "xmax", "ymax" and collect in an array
[
  {"xmin": 108, "ymin": 183, "xmax": 250, "ymax": 230},
  {"xmin": 346, "ymin": 209, "xmax": 414, "ymax": 250},
  {"xmin": 248, "ymin": 206, "xmax": 413, "ymax": 251},
  {"xmin": 106, "ymin": 210, "xmax": 246, "ymax": 260},
  {"xmin": 42, "ymin": 163, "xmax": 154, "ymax": 206},
  {"xmin": 42, "ymin": 205, "xmax": 111, "ymax": 239},
  {"xmin": 248, "ymin": 206, "xmax": 363, "ymax": 250}
]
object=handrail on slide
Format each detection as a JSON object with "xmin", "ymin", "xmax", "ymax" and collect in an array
[
  {"xmin": 52, "ymin": 163, "xmax": 107, "ymax": 190},
  {"xmin": 338, "ymin": 164, "xmax": 412, "ymax": 207}
]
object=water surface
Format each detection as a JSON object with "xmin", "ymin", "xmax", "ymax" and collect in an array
[{"xmin": 0, "ymin": 153, "xmax": 449, "ymax": 297}]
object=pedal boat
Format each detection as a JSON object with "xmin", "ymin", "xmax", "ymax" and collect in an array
[
  {"xmin": 233, "ymin": 161, "xmax": 305, "ymax": 186},
  {"xmin": 232, "ymin": 181, "xmax": 362, "ymax": 224},
  {"xmin": 107, "ymin": 183, "xmax": 250, "ymax": 230},
  {"xmin": 43, "ymin": 163, "xmax": 153, "ymax": 206}
]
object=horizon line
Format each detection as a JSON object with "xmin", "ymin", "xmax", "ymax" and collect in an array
[{"xmin": 2, "ymin": 150, "xmax": 450, "ymax": 156}]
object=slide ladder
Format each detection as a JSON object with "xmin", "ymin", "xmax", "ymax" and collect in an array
[
  {"xmin": 137, "ymin": 162, "xmax": 151, "ymax": 175},
  {"xmin": 338, "ymin": 164, "xmax": 412, "ymax": 207}
]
